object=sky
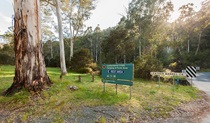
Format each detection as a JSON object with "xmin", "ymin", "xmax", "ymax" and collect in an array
[{"xmin": 0, "ymin": 0, "xmax": 205, "ymax": 35}]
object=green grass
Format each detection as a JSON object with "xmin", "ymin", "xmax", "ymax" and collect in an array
[{"xmin": 0, "ymin": 65, "xmax": 201, "ymax": 121}]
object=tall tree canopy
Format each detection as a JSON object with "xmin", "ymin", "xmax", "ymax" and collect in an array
[{"xmin": 61, "ymin": 0, "xmax": 96, "ymax": 61}]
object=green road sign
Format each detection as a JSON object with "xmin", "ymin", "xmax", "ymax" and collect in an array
[
  {"xmin": 101, "ymin": 64, "xmax": 134, "ymax": 99},
  {"xmin": 102, "ymin": 64, "xmax": 134, "ymax": 80}
]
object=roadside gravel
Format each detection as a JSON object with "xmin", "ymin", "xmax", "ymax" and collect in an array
[{"xmin": 1, "ymin": 92, "xmax": 210, "ymax": 123}]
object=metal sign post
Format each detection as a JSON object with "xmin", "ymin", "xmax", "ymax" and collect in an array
[
  {"xmin": 130, "ymin": 86, "xmax": 132, "ymax": 99},
  {"xmin": 151, "ymin": 66, "xmax": 197, "ymax": 92},
  {"xmin": 151, "ymin": 72, "xmax": 185, "ymax": 92},
  {"xmin": 104, "ymin": 82, "xmax": 106, "ymax": 92},
  {"xmin": 191, "ymin": 77, "xmax": 193, "ymax": 86},
  {"xmin": 116, "ymin": 84, "xmax": 118, "ymax": 95}
]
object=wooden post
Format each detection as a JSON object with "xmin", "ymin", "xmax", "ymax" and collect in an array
[
  {"xmin": 158, "ymin": 75, "xmax": 160, "ymax": 88},
  {"xmin": 78, "ymin": 75, "xmax": 81, "ymax": 82},
  {"xmin": 173, "ymin": 76, "xmax": 175, "ymax": 92},
  {"xmin": 91, "ymin": 74, "xmax": 94, "ymax": 82}
]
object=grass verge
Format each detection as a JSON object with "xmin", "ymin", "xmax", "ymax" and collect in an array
[{"xmin": 0, "ymin": 65, "xmax": 200, "ymax": 122}]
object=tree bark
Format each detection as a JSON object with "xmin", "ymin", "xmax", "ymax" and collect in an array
[
  {"xmin": 139, "ymin": 39, "xmax": 141, "ymax": 58},
  {"xmin": 54, "ymin": 0, "xmax": 67, "ymax": 75},
  {"xmin": 139, "ymin": 26, "xmax": 142, "ymax": 58},
  {"xmin": 69, "ymin": 21, "xmax": 73, "ymax": 61},
  {"xmin": 50, "ymin": 40, "xmax": 53, "ymax": 58},
  {"xmin": 195, "ymin": 32, "xmax": 202, "ymax": 56},
  {"xmin": 70, "ymin": 38, "xmax": 74, "ymax": 61},
  {"xmin": 187, "ymin": 38, "xmax": 190, "ymax": 53},
  {"xmin": 90, "ymin": 38, "xmax": 93, "ymax": 59},
  {"xmin": 95, "ymin": 44, "xmax": 98, "ymax": 63},
  {"xmin": 5, "ymin": 0, "xmax": 52, "ymax": 95},
  {"xmin": 124, "ymin": 55, "xmax": 126, "ymax": 63}
]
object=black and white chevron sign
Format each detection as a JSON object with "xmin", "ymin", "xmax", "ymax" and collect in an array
[{"xmin": 186, "ymin": 66, "xmax": 196, "ymax": 78}]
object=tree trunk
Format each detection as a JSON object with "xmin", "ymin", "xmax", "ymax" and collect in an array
[
  {"xmin": 139, "ymin": 39, "xmax": 141, "ymax": 58},
  {"xmin": 69, "ymin": 21, "xmax": 73, "ymax": 61},
  {"xmin": 187, "ymin": 39, "xmax": 190, "ymax": 53},
  {"xmin": 90, "ymin": 38, "xmax": 93, "ymax": 59},
  {"xmin": 70, "ymin": 38, "xmax": 74, "ymax": 61},
  {"xmin": 54, "ymin": 0, "xmax": 67, "ymax": 75},
  {"xmin": 138, "ymin": 26, "xmax": 142, "ymax": 58},
  {"xmin": 115, "ymin": 57, "xmax": 118, "ymax": 64},
  {"xmin": 69, "ymin": 45, "xmax": 71, "ymax": 61},
  {"xmin": 95, "ymin": 44, "xmax": 98, "ymax": 63},
  {"xmin": 133, "ymin": 41, "xmax": 136, "ymax": 61},
  {"xmin": 195, "ymin": 32, "xmax": 202, "ymax": 56},
  {"xmin": 5, "ymin": 0, "xmax": 52, "ymax": 95},
  {"xmin": 50, "ymin": 40, "xmax": 53, "ymax": 58},
  {"xmin": 124, "ymin": 55, "xmax": 126, "ymax": 63},
  {"xmin": 98, "ymin": 39, "xmax": 102, "ymax": 65},
  {"xmin": 178, "ymin": 47, "xmax": 182, "ymax": 56}
]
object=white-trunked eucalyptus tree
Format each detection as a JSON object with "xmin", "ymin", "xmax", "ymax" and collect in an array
[
  {"xmin": 61, "ymin": 0, "xmax": 96, "ymax": 61},
  {"xmin": 54, "ymin": 0, "xmax": 67, "ymax": 75},
  {"xmin": 4, "ymin": 0, "xmax": 52, "ymax": 95},
  {"xmin": 41, "ymin": 0, "xmax": 67, "ymax": 78}
]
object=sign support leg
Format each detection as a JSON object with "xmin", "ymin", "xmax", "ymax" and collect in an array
[
  {"xmin": 191, "ymin": 77, "xmax": 193, "ymax": 86},
  {"xmin": 104, "ymin": 82, "xmax": 106, "ymax": 92},
  {"xmin": 116, "ymin": 84, "xmax": 118, "ymax": 95},
  {"xmin": 130, "ymin": 86, "xmax": 132, "ymax": 99}
]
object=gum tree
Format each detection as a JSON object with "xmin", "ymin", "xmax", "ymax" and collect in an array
[{"xmin": 5, "ymin": 0, "xmax": 52, "ymax": 95}]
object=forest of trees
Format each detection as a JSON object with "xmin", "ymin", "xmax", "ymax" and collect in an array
[{"xmin": 1, "ymin": 0, "xmax": 210, "ymax": 79}]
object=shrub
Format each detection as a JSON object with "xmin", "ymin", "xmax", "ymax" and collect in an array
[
  {"xmin": 88, "ymin": 63, "xmax": 99, "ymax": 71},
  {"xmin": 70, "ymin": 48, "xmax": 94, "ymax": 73},
  {"xmin": 0, "ymin": 44, "xmax": 14, "ymax": 65},
  {"xmin": 0, "ymin": 53, "xmax": 14, "ymax": 65},
  {"xmin": 134, "ymin": 55, "xmax": 163, "ymax": 79},
  {"xmin": 77, "ymin": 67, "xmax": 92, "ymax": 73},
  {"xmin": 169, "ymin": 62, "xmax": 177, "ymax": 71},
  {"xmin": 182, "ymin": 50, "xmax": 210, "ymax": 69}
]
